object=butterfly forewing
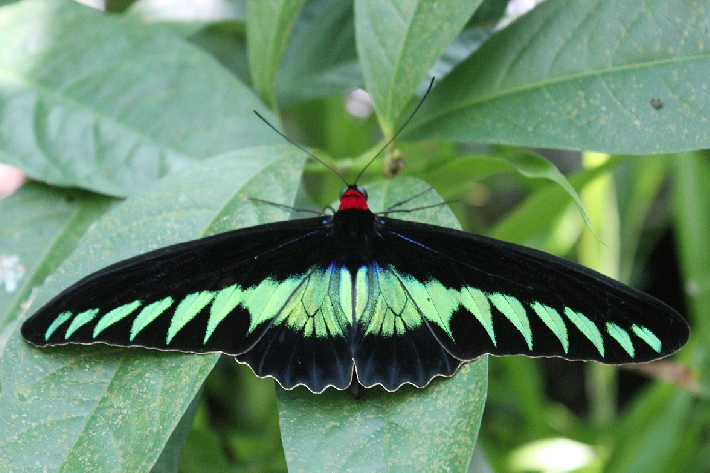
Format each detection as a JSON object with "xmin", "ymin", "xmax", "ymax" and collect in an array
[
  {"xmin": 21, "ymin": 217, "xmax": 355, "ymax": 391},
  {"xmin": 376, "ymin": 217, "xmax": 689, "ymax": 364}
]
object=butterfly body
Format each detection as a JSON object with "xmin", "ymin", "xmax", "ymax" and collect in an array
[{"xmin": 21, "ymin": 185, "xmax": 690, "ymax": 394}]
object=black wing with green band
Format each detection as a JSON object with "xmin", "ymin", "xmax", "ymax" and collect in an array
[{"xmin": 21, "ymin": 190, "xmax": 690, "ymax": 393}]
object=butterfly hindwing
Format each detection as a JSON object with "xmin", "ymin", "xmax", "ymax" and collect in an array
[
  {"xmin": 349, "ymin": 263, "xmax": 462, "ymax": 390},
  {"xmin": 376, "ymin": 217, "xmax": 689, "ymax": 364},
  {"xmin": 236, "ymin": 262, "xmax": 354, "ymax": 391}
]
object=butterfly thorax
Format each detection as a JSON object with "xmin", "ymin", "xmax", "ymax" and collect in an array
[{"xmin": 331, "ymin": 208, "xmax": 381, "ymax": 271}]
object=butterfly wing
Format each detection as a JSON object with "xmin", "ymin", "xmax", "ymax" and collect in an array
[
  {"xmin": 358, "ymin": 217, "xmax": 688, "ymax": 371},
  {"xmin": 21, "ymin": 217, "xmax": 355, "ymax": 392}
]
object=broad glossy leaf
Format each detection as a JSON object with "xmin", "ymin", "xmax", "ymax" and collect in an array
[
  {"xmin": 407, "ymin": 0, "xmax": 710, "ymax": 154},
  {"xmin": 277, "ymin": 0, "xmax": 362, "ymax": 105},
  {"xmin": 673, "ymin": 153, "xmax": 710, "ymax": 334},
  {"xmin": 605, "ymin": 385, "xmax": 692, "ymax": 473},
  {"xmin": 425, "ymin": 153, "xmax": 591, "ymax": 229},
  {"xmin": 0, "ymin": 184, "xmax": 113, "ymax": 332},
  {"xmin": 490, "ymin": 156, "xmax": 630, "ymax": 245},
  {"xmin": 247, "ymin": 0, "xmax": 308, "ymax": 107},
  {"xmin": 278, "ymin": 178, "xmax": 487, "ymax": 471},
  {"xmin": 0, "ymin": 0, "xmax": 275, "ymax": 197},
  {"xmin": 188, "ymin": 24, "xmax": 251, "ymax": 87},
  {"xmin": 354, "ymin": 0, "xmax": 483, "ymax": 135},
  {"xmin": 151, "ymin": 391, "xmax": 202, "ymax": 473},
  {"xmin": 0, "ymin": 147, "xmax": 305, "ymax": 470},
  {"xmin": 613, "ymin": 156, "xmax": 669, "ymax": 283}
]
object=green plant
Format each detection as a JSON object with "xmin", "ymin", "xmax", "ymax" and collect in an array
[{"xmin": 0, "ymin": 0, "xmax": 706, "ymax": 471}]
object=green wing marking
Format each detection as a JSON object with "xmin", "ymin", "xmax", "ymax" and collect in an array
[
  {"xmin": 563, "ymin": 308, "xmax": 605, "ymax": 357},
  {"xmin": 351, "ymin": 264, "xmax": 667, "ymax": 363},
  {"xmin": 530, "ymin": 302, "xmax": 569, "ymax": 354},
  {"xmin": 632, "ymin": 324, "xmax": 662, "ymax": 353},
  {"xmin": 606, "ymin": 322, "xmax": 634, "ymax": 357},
  {"xmin": 45, "ymin": 311, "xmax": 73, "ymax": 340},
  {"xmin": 459, "ymin": 287, "xmax": 495, "ymax": 346},
  {"xmin": 204, "ymin": 285, "xmax": 242, "ymax": 343},
  {"xmin": 489, "ymin": 293, "xmax": 533, "ymax": 350},
  {"xmin": 65, "ymin": 308, "xmax": 99, "ymax": 339},
  {"xmin": 36, "ymin": 261, "xmax": 667, "ymax": 373},
  {"xmin": 167, "ymin": 292, "xmax": 216, "ymax": 344},
  {"xmin": 130, "ymin": 298, "xmax": 172, "ymax": 341}
]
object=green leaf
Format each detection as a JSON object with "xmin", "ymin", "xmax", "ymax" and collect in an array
[
  {"xmin": 188, "ymin": 24, "xmax": 251, "ymax": 87},
  {"xmin": 354, "ymin": 0, "xmax": 483, "ymax": 135},
  {"xmin": 673, "ymin": 153, "xmax": 710, "ymax": 339},
  {"xmin": 278, "ymin": 177, "xmax": 487, "ymax": 471},
  {"xmin": 277, "ymin": 0, "xmax": 363, "ymax": 105},
  {"xmin": 0, "ymin": 146, "xmax": 305, "ymax": 470},
  {"xmin": 0, "ymin": 0, "xmax": 275, "ymax": 197},
  {"xmin": 489, "ymin": 155, "xmax": 631, "ymax": 245},
  {"xmin": 614, "ymin": 156, "xmax": 670, "ymax": 283},
  {"xmin": 605, "ymin": 385, "xmax": 692, "ymax": 473},
  {"xmin": 247, "ymin": 0, "xmax": 308, "ymax": 108},
  {"xmin": 0, "ymin": 184, "xmax": 114, "ymax": 332},
  {"xmin": 425, "ymin": 153, "xmax": 591, "ymax": 229},
  {"xmin": 407, "ymin": 0, "xmax": 710, "ymax": 154},
  {"xmin": 151, "ymin": 389, "xmax": 202, "ymax": 473}
]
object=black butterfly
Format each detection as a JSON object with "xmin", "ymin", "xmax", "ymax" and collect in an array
[
  {"xmin": 20, "ymin": 80, "xmax": 689, "ymax": 396},
  {"xmin": 21, "ymin": 177, "xmax": 689, "ymax": 395}
]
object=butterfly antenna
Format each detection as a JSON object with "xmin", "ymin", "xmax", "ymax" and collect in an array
[
  {"xmin": 253, "ymin": 111, "xmax": 349, "ymax": 187},
  {"xmin": 384, "ymin": 186, "xmax": 436, "ymax": 212},
  {"xmin": 380, "ymin": 200, "xmax": 456, "ymax": 217},
  {"xmin": 353, "ymin": 77, "xmax": 436, "ymax": 185},
  {"xmin": 248, "ymin": 197, "xmax": 326, "ymax": 216}
]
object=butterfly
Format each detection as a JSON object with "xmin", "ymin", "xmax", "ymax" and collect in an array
[
  {"xmin": 21, "ymin": 176, "xmax": 690, "ymax": 395},
  {"xmin": 20, "ymin": 78, "xmax": 689, "ymax": 395}
]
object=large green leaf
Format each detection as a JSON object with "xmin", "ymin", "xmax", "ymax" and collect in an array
[
  {"xmin": 407, "ymin": 0, "xmax": 710, "ymax": 154},
  {"xmin": 489, "ymin": 155, "xmax": 631, "ymax": 245},
  {"xmin": 278, "ymin": 177, "xmax": 487, "ymax": 471},
  {"xmin": 0, "ymin": 147, "xmax": 305, "ymax": 470},
  {"xmin": 247, "ymin": 0, "xmax": 308, "ymax": 108},
  {"xmin": 0, "ymin": 0, "xmax": 275, "ymax": 197},
  {"xmin": 673, "ymin": 154, "xmax": 710, "ymax": 337},
  {"xmin": 0, "ymin": 184, "xmax": 113, "ymax": 334},
  {"xmin": 424, "ymin": 153, "xmax": 591, "ymax": 229},
  {"xmin": 354, "ymin": 0, "xmax": 483, "ymax": 136},
  {"xmin": 277, "ymin": 0, "xmax": 362, "ymax": 105},
  {"xmin": 605, "ymin": 384, "xmax": 692, "ymax": 473}
]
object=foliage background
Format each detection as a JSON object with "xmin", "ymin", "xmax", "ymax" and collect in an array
[{"xmin": 0, "ymin": 0, "xmax": 706, "ymax": 471}]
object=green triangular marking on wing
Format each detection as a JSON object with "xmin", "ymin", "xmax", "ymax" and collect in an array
[
  {"xmin": 365, "ymin": 266, "xmax": 426, "ymax": 336},
  {"xmin": 489, "ymin": 293, "xmax": 532, "ymax": 350},
  {"xmin": 204, "ymin": 285, "xmax": 242, "ymax": 344},
  {"xmin": 241, "ymin": 264, "xmax": 350, "ymax": 339},
  {"xmin": 531, "ymin": 302, "xmax": 568, "ymax": 354},
  {"xmin": 167, "ymin": 291, "xmax": 216, "ymax": 344},
  {"xmin": 45, "ymin": 311, "xmax": 72, "ymax": 341},
  {"xmin": 632, "ymin": 324, "xmax": 662, "ymax": 353},
  {"xmin": 96, "ymin": 301, "xmax": 146, "ymax": 338},
  {"xmin": 459, "ymin": 286, "xmax": 495, "ymax": 346},
  {"xmin": 65, "ymin": 308, "xmax": 99, "ymax": 339},
  {"xmin": 129, "ymin": 298, "xmax": 173, "ymax": 341},
  {"xmin": 424, "ymin": 280, "xmax": 460, "ymax": 337},
  {"xmin": 606, "ymin": 322, "xmax": 634, "ymax": 357},
  {"xmin": 564, "ymin": 307, "xmax": 604, "ymax": 357},
  {"xmin": 353, "ymin": 266, "xmax": 368, "ymax": 320},
  {"xmin": 388, "ymin": 267, "xmax": 440, "ymax": 333},
  {"xmin": 339, "ymin": 267, "xmax": 354, "ymax": 320}
]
